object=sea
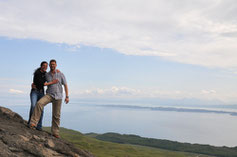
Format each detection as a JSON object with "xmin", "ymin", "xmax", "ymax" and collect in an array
[{"xmin": 4, "ymin": 102, "xmax": 237, "ymax": 147}]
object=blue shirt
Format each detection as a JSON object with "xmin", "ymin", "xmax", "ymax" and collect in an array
[{"xmin": 45, "ymin": 71, "xmax": 67, "ymax": 100}]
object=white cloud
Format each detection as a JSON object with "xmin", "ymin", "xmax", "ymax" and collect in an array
[
  {"xmin": 0, "ymin": 0, "xmax": 237, "ymax": 68},
  {"xmin": 77, "ymin": 86, "xmax": 141, "ymax": 97},
  {"xmin": 70, "ymin": 86, "xmax": 237, "ymax": 103},
  {"xmin": 201, "ymin": 90, "xmax": 217, "ymax": 94},
  {"xmin": 8, "ymin": 89, "xmax": 24, "ymax": 94}
]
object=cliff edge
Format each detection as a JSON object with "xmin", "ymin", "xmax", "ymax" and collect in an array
[{"xmin": 0, "ymin": 106, "xmax": 94, "ymax": 157}]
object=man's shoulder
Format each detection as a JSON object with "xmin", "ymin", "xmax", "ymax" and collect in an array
[
  {"xmin": 45, "ymin": 72, "xmax": 52, "ymax": 79},
  {"xmin": 57, "ymin": 71, "xmax": 65, "ymax": 76}
]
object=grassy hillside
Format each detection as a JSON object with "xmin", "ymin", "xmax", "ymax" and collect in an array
[
  {"xmin": 44, "ymin": 127, "xmax": 211, "ymax": 157},
  {"xmin": 90, "ymin": 132, "xmax": 237, "ymax": 157}
]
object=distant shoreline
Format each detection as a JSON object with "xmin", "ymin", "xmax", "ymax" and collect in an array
[{"xmin": 82, "ymin": 103, "xmax": 237, "ymax": 116}]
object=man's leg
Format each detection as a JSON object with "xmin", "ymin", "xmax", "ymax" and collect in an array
[
  {"xmin": 30, "ymin": 94, "xmax": 53, "ymax": 126},
  {"xmin": 51, "ymin": 99, "xmax": 62, "ymax": 136}
]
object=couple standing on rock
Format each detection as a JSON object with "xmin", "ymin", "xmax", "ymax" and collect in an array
[{"xmin": 27, "ymin": 59, "xmax": 69, "ymax": 138}]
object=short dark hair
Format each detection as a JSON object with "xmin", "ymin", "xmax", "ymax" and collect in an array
[{"xmin": 50, "ymin": 59, "xmax": 57, "ymax": 64}]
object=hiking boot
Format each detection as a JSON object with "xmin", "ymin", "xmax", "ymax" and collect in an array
[
  {"xmin": 36, "ymin": 127, "xmax": 43, "ymax": 131},
  {"xmin": 28, "ymin": 123, "xmax": 36, "ymax": 130},
  {"xmin": 53, "ymin": 134, "xmax": 60, "ymax": 138}
]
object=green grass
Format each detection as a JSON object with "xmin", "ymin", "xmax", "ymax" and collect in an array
[
  {"xmin": 92, "ymin": 132, "xmax": 237, "ymax": 157},
  {"xmin": 44, "ymin": 127, "xmax": 211, "ymax": 157}
]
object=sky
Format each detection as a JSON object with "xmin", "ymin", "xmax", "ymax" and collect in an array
[{"xmin": 0, "ymin": 0, "xmax": 237, "ymax": 106}]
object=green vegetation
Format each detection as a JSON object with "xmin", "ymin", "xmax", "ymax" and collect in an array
[
  {"xmin": 91, "ymin": 132, "xmax": 237, "ymax": 157},
  {"xmin": 44, "ymin": 127, "xmax": 210, "ymax": 157}
]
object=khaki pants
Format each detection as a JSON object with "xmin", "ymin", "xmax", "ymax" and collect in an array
[{"xmin": 30, "ymin": 94, "xmax": 62, "ymax": 136}]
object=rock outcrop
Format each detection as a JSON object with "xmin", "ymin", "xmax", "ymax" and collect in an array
[{"xmin": 0, "ymin": 106, "xmax": 94, "ymax": 157}]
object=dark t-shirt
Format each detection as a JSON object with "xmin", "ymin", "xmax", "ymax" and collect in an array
[{"xmin": 33, "ymin": 69, "xmax": 46, "ymax": 92}]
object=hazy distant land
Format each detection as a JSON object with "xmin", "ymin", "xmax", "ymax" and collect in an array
[{"xmin": 94, "ymin": 104, "xmax": 237, "ymax": 116}]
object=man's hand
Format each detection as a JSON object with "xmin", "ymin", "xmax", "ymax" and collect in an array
[
  {"xmin": 65, "ymin": 97, "xmax": 69, "ymax": 104},
  {"xmin": 31, "ymin": 83, "xmax": 36, "ymax": 89},
  {"xmin": 44, "ymin": 79, "xmax": 59, "ymax": 86},
  {"xmin": 52, "ymin": 79, "xmax": 59, "ymax": 84}
]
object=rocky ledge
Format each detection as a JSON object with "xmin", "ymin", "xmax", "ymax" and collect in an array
[{"xmin": 0, "ymin": 106, "xmax": 94, "ymax": 157}]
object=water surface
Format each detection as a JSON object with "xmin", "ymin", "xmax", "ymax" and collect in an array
[{"xmin": 6, "ymin": 103, "xmax": 237, "ymax": 147}]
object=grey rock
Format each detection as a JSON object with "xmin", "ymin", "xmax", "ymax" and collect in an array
[{"xmin": 0, "ymin": 106, "xmax": 95, "ymax": 157}]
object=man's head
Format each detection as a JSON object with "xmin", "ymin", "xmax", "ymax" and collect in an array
[{"xmin": 49, "ymin": 59, "xmax": 57, "ymax": 72}]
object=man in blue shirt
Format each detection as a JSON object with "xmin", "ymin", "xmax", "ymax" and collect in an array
[{"xmin": 29, "ymin": 59, "xmax": 69, "ymax": 138}]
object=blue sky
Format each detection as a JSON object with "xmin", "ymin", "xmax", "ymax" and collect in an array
[{"xmin": 0, "ymin": 0, "xmax": 237, "ymax": 106}]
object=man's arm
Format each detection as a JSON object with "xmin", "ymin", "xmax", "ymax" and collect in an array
[
  {"xmin": 44, "ymin": 72, "xmax": 59, "ymax": 86},
  {"xmin": 64, "ymin": 84, "xmax": 69, "ymax": 104},
  {"xmin": 44, "ymin": 79, "xmax": 59, "ymax": 86}
]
